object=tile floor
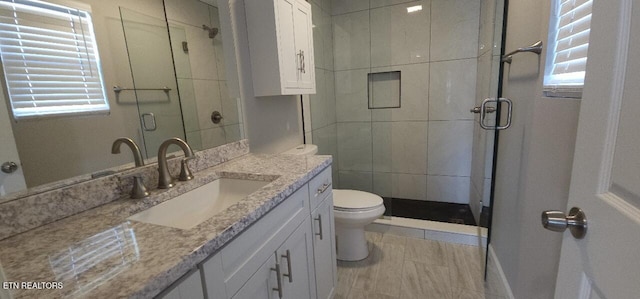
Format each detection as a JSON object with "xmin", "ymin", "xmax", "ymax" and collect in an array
[{"xmin": 336, "ymin": 232, "xmax": 507, "ymax": 299}]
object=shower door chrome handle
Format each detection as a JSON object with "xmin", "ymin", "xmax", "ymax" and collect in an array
[
  {"xmin": 141, "ymin": 113, "xmax": 157, "ymax": 131},
  {"xmin": 495, "ymin": 98, "xmax": 513, "ymax": 130},
  {"xmin": 479, "ymin": 98, "xmax": 513, "ymax": 130},
  {"xmin": 470, "ymin": 106, "xmax": 496, "ymax": 114}
]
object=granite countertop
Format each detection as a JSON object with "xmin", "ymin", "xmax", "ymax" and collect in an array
[{"xmin": 0, "ymin": 153, "xmax": 332, "ymax": 298}]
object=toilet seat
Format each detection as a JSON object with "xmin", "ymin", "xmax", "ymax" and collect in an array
[{"xmin": 333, "ymin": 189, "xmax": 384, "ymax": 212}]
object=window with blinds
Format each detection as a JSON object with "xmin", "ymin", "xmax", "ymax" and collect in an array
[
  {"xmin": 0, "ymin": 0, "xmax": 108, "ymax": 120},
  {"xmin": 544, "ymin": 0, "xmax": 592, "ymax": 97}
]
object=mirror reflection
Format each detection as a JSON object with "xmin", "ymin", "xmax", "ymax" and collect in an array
[{"xmin": 0, "ymin": 0, "xmax": 243, "ymax": 200}]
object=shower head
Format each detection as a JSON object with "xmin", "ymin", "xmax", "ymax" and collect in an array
[{"xmin": 202, "ymin": 25, "xmax": 219, "ymax": 39}]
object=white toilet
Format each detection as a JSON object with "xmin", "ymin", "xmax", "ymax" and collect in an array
[
  {"xmin": 284, "ymin": 144, "xmax": 386, "ymax": 261},
  {"xmin": 332, "ymin": 189, "xmax": 385, "ymax": 261}
]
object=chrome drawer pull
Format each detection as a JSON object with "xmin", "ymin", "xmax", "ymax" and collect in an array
[
  {"xmin": 315, "ymin": 214, "xmax": 323, "ymax": 240},
  {"xmin": 281, "ymin": 250, "xmax": 293, "ymax": 283},
  {"xmin": 271, "ymin": 263, "xmax": 283, "ymax": 298},
  {"xmin": 316, "ymin": 182, "xmax": 331, "ymax": 196}
]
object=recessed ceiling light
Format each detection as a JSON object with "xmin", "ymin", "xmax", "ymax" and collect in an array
[{"xmin": 407, "ymin": 5, "xmax": 422, "ymax": 13}]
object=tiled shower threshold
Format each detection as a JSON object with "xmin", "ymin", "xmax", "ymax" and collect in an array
[{"xmin": 366, "ymin": 216, "xmax": 488, "ymax": 247}]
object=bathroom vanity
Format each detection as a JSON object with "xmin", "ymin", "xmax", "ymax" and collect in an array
[
  {"xmin": 0, "ymin": 142, "xmax": 336, "ymax": 299},
  {"xmin": 159, "ymin": 166, "xmax": 335, "ymax": 299}
]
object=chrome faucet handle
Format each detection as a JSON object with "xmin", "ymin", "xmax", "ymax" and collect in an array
[
  {"xmin": 179, "ymin": 156, "xmax": 195, "ymax": 181},
  {"xmin": 121, "ymin": 173, "xmax": 150, "ymax": 199}
]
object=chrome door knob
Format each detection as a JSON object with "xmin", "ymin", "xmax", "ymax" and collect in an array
[
  {"xmin": 1, "ymin": 162, "xmax": 18, "ymax": 174},
  {"xmin": 541, "ymin": 207, "xmax": 587, "ymax": 239}
]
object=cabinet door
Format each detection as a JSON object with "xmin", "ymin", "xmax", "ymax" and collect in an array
[
  {"xmin": 311, "ymin": 198, "xmax": 337, "ymax": 299},
  {"xmin": 200, "ymin": 252, "xmax": 227, "ymax": 299},
  {"xmin": 232, "ymin": 254, "xmax": 280, "ymax": 299},
  {"xmin": 276, "ymin": 0, "xmax": 299, "ymax": 89},
  {"xmin": 293, "ymin": 0, "xmax": 314, "ymax": 89},
  {"xmin": 158, "ymin": 269, "xmax": 205, "ymax": 299},
  {"xmin": 278, "ymin": 217, "xmax": 316, "ymax": 299}
]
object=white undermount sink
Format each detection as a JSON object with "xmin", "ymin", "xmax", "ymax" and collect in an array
[{"xmin": 128, "ymin": 178, "xmax": 270, "ymax": 230}]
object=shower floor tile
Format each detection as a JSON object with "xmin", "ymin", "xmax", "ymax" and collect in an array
[
  {"xmin": 386, "ymin": 198, "xmax": 478, "ymax": 226},
  {"xmin": 335, "ymin": 232, "xmax": 506, "ymax": 299}
]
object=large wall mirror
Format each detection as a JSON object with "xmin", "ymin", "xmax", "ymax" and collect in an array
[{"xmin": 0, "ymin": 0, "xmax": 243, "ymax": 201}]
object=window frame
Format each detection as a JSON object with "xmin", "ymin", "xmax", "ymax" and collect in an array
[
  {"xmin": 0, "ymin": 0, "xmax": 109, "ymax": 121},
  {"xmin": 543, "ymin": 0, "xmax": 592, "ymax": 99}
]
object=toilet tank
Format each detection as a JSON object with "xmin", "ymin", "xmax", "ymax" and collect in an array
[{"xmin": 282, "ymin": 144, "xmax": 318, "ymax": 156}]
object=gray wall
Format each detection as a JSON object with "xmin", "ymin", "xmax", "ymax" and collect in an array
[
  {"xmin": 489, "ymin": 0, "xmax": 581, "ymax": 297},
  {"xmin": 9, "ymin": 0, "xmax": 165, "ymax": 187}
]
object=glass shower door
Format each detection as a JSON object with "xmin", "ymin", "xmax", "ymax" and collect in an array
[{"xmin": 120, "ymin": 8, "xmax": 185, "ymax": 158}]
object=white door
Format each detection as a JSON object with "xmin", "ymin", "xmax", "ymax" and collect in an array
[
  {"xmin": 0, "ymin": 90, "xmax": 26, "ymax": 196},
  {"xmin": 553, "ymin": 0, "xmax": 640, "ymax": 297}
]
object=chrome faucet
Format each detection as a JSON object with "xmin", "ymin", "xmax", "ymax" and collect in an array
[
  {"xmin": 157, "ymin": 137, "xmax": 195, "ymax": 189},
  {"xmin": 112, "ymin": 137, "xmax": 145, "ymax": 166},
  {"xmin": 112, "ymin": 137, "xmax": 149, "ymax": 199}
]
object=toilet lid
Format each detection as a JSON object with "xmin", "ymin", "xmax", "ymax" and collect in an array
[{"xmin": 333, "ymin": 189, "xmax": 384, "ymax": 211}]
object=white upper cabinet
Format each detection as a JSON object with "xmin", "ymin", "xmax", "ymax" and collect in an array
[{"xmin": 245, "ymin": 0, "xmax": 316, "ymax": 96}]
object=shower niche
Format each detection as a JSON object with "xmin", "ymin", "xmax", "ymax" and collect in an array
[{"xmin": 368, "ymin": 71, "xmax": 401, "ymax": 109}]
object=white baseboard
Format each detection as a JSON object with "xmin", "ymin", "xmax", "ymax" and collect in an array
[{"xmin": 488, "ymin": 244, "xmax": 515, "ymax": 299}]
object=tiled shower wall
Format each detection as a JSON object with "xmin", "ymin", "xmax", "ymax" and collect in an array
[
  {"xmin": 166, "ymin": 0, "xmax": 243, "ymax": 151},
  {"xmin": 469, "ymin": 0, "xmax": 503, "ymax": 220},
  {"xmin": 303, "ymin": 0, "xmax": 339, "ymax": 185},
  {"xmin": 306, "ymin": 0, "xmax": 484, "ymax": 205}
]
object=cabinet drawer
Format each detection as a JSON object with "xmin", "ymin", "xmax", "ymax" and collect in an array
[
  {"xmin": 219, "ymin": 186, "xmax": 310, "ymax": 296},
  {"xmin": 308, "ymin": 166, "xmax": 332, "ymax": 211}
]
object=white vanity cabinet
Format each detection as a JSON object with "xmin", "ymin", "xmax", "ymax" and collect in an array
[
  {"xmin": 233, "ymin": 218, "xmax": 315, "ymax": 299},
  {"xmin": 244, "ymin": 0, "xmax": 316, "ymax": 96},
  {"xmin": 158, "ymin": 166, "xmax": 336, "ymax": 299},
  {"xmin": 308, "ymin": 167, "xmax": 337, "ymax": 299}
]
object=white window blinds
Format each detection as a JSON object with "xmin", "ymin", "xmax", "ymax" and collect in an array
[
  {"xmin": 0, "ymin": 0, "xmax": 108, "ymax": 120},
  {"xmin": 544, "ymin": 0, "xmax": 592, "ymax": 96}
]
